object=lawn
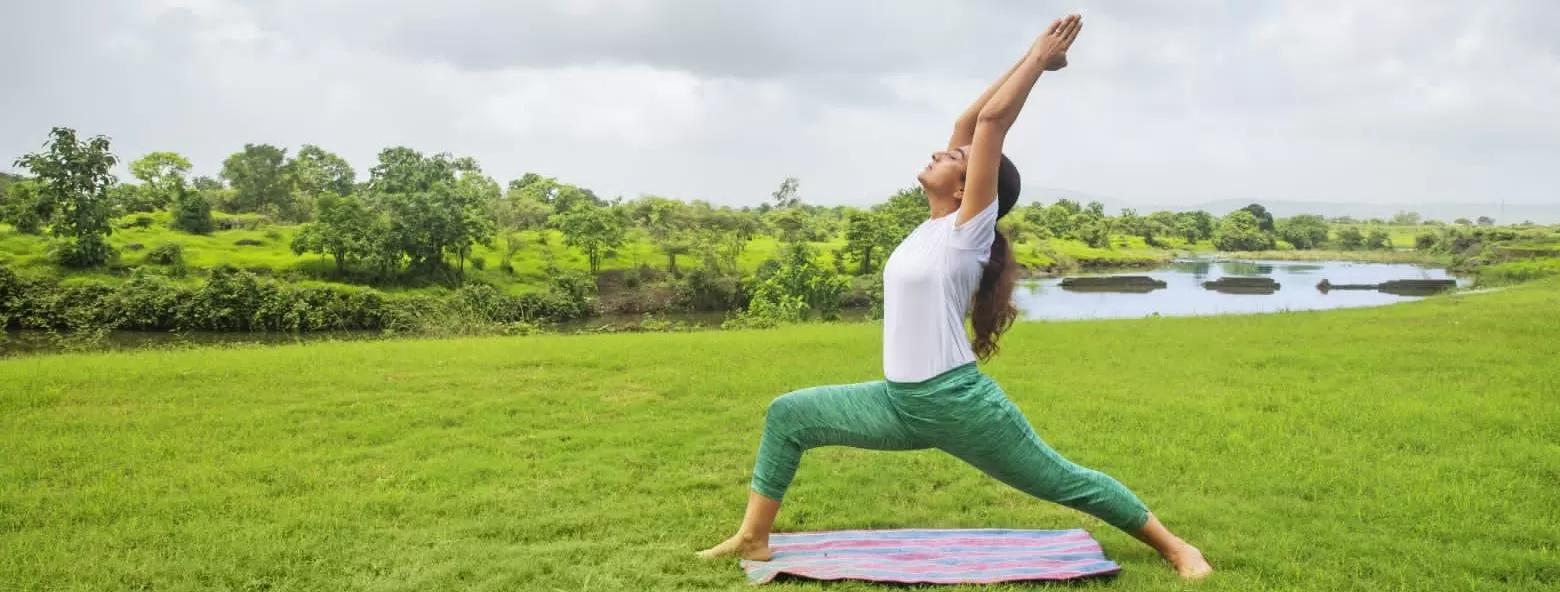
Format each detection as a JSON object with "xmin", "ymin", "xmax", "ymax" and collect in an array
[{"xmin": 2, "ymin": 281, "xmax": 1558, "ymax": 591}]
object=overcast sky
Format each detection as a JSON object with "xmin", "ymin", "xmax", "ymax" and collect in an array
[{"xmin": 2, "ymin": 0, "xmax": 1557, "ymax": 209}]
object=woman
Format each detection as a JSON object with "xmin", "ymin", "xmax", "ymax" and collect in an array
[{"xmin": 697, "ymin": 14, "xmax": 1212, "ymax": 580}]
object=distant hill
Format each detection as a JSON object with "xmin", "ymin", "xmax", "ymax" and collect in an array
[{"xmin": 1025, "ymin": 187, "xmax": 1560, "ymax": 224}]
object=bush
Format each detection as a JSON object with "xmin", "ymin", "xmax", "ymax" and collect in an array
[
  {"xmin": 1364, "ymin": 230, "xmax": 1392, "ymax": 250},
  {"xmin": 470, "ymin": 255, "xmax": 486, "ymax": 271},
  {"xmin": 172, "ymin": 193, "xmax": 213, "ymax": 234},
  {"xmin": 234, "ymin": 238, "xmax": 264, "ymax": 247},
  {"xmin": 145, "ymin": 242, "xmax": 185, "ymax": 265},
  {"xmin": 674, "ymin": 266, "xmax": 743, "ymax": 312},
  {"xmin": 1334, "ymin": 227, "xmax": 1365, "ymax": 250},
  {"xmin": 1415, "ymin": 232, "xmax": 1438, "ymax": 251}
]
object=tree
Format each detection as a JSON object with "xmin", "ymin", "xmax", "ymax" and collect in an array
[
  {"xmin": 1213, "ymin": 210, "xmax": 1275, "ymax": 252},
  {"xmin": 287, "ymin": 145, "xmax": 356, "ymax": 200},
  {"xmin": 551, "ymin": 202, "xmax": 627, "ymax": 274},
  {"xmin": 873, "ymin": 187, "xmax": 930, "ymax": 246},
  {"xmin": 1364, "ymin": 229, "xmax": 1392, "ymax": 250},
  {"xmin": 1, "ymin": 178, "xmax": 48, "ymax": 234},
  {"xmin": 768, "ymin": 207, "xmax": 813, "ymax": 243},
  {"xmin": 127, "ymin": 151, "xmax": 193, "ymax": 212},
  {"xmin": 771, "ymin": 177, "xmax": 801, "ymax": 209},
  {"xmin": 1276, "ymin": 215, "xmax": 1330, "ymax": 250},
  {"xmin": 489, "ymin": 190, "xmax": 552, "ymax": 270},
  {"xmin": 630, "ymin": 196, "xmax": 698, "ymax": 276},
  {"xmin": 191, "ymin": 176, "xmax": 224, "ymax": 191},
  {"xmin": 172, "ymin": 190, "xmax": 214, "ymax": 234},
  {"xmin": 1173, "ymin": 211, "xmax": 1216, "ymax": 244},
  {"xmin": 1454, "ymin": 217, "xmax": 1473, "ymax": 226},
  {"xmin": 13, "ymin": 127, "xmax": 120, "ymax": 267},
  {"xmin": 290, "ymin": 192, "xmax": 376, "ymax": 271},
  {"xmin": 368, "ymin": 147, "xmax": 495, "ymax": 274},
  {"xmin": 693, "ymin": 206, "xmax": 760, "ymax": 274},
  {"xmin": 1117, "ymin": 208, "xmax": 1172, "ymax": 246},
  {"xmin": 1239, "ymin": 203, "xmax": 1276, "ymax": 233},
  {"xmin": 220, "ymin": 144, "xmax": 296, "ymax": 219},
  {"xmin": 1334, "ymin": 226, "xmax": 1365, "ymax": 250},
  {"xmin": 1476, "ymin": 216, "xmax": 1495, "ymax": 226},
  {"xmin": 841, "ymin": 210, "xmax": 891, "ymax": 275},
  {"xmin": 1039, "ymin": 199, "xmax": 1082, "ymax": 239},
  {"xmin": 1391, "ymin": 210, "xmax": 1422, "ymax": 226}
]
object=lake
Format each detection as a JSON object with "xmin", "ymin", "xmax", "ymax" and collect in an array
[
  {"xmin": 1, "ymin": 258, "xmax": 1466, "ymax": 357},
  {"xmin": 1014, "ymin": 258, "xmax": 1467, "ymax": 321}
]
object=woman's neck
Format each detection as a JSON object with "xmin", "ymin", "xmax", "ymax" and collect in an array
[{"xmin": 926, "ymin": 192, "xmax": 961, "ymax": 220}]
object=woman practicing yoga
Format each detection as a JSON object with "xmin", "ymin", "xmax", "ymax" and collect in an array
[{"xmin": 697, "ymin": 14, "xmax": 1212, "ymax": 580}]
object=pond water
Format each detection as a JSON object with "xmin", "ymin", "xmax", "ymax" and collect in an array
[
  {"xmin": 1013, "ymin": 258, "xmax": 1467, "ymax": 321},
  {"xmin": 1, "ymin": 258, "xmax": 1466, "ymax": 358}
]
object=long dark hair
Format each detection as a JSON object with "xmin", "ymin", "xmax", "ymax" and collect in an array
[{"xmin": 971, "ymin": 154, "xmax": 1022, "ymax": 362}]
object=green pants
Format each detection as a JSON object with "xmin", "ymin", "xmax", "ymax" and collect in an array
[{"xmin": 751, "ymin": 363, "xmax": 1150, "ymax": 533}]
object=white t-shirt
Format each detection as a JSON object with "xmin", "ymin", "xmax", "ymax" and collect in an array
[{"xmin": 880, "ymin": 199, "xmax": 1001, "ymax": 383}]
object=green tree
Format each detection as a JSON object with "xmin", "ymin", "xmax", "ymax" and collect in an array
[
  {"xmin": 1334, "ymin": 226, "xmax": 1365, "ymax": 250},
  {"xmin": 841, "ymin": 209, "xmax": 891, "ymax": 275},
  {"xmin": 368, "ymin": 147, "xmax": 495, "ymax": 274},
  {"xmin": 220, "ymin": 144, "xmax": 297, "ymax": 219},
  {"xmin": 13, "ymin": 127, "xmax": 120, "ymax": 267},
  {"xmin": 127, "ymin": 151, "xmax": 193, "ymax": 212},
  {"xmin": 1, "ymin": 178, "xmax": 48, "ymax": 234},
  {"xmin": 191, "ymin": 176, "xmax": 224, "ymax": 191},
  {"xmin": 771, "ymin": 177, "xmax": 801, "ymax": 209},
  {"xmin": 1476, "ymin": 216, "xmax": 1495, "ymax": 226},
  {"xmin": 1240, "ymin": 203, "xmax": 1276, "ymax": 233},
  {"xmin": 1213, "ymin": 210, "xmax": 1275, "ymax": 252},
  {"xmin": 694, "ymin": 207, "xmax": 759, "ymax": 274},
  {"xmin": 1277, "ymin": 215, "xmax": 1330, "ymax": 250},
  {"xmin": 290, "ymin": 193, "xmax": 377, "ymax": 271},
  {"xmin": 287, "ymin": 145, "xmax": 356, "ymax": 201},
  {"xmin": 1391, "ymin": 210, "xmax": 1422, "ymax": 226},
  {"xmin": 551, "ymin": 203, "xmax": 627, "ymax": 274},
  {"xmin": 630, "ymin": 196, "xmax": 698, "ymax": 276},
  {"xmin": 873, "ymin": 187, "xmax": 930, "ymax": 246},
  {"xmin": 767, "ymin": 207, "xmax": 813, "ymax": 243},
  {"xmin": 489, "ymin": 190, "xmax": 552, "ymax": 270},
  {"xmin": 1040, "ymin": 199, "xmax": 1083, "ymax": 239},
  {"xmin": 1364, "ymin": 229, "xmax": 1392, "ymax": 250},
  {"xmin": 172, "ymin": 190, "xmax": 214, "ymax": 234},
  {"xmin": 1174, "ymin": 210, "xmax": 1217, "ymax": 243}
]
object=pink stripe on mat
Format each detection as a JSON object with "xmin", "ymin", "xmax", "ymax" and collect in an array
[{"xmin": 740, "ymin": 528, "xmax": 1122, "ymax": 585}]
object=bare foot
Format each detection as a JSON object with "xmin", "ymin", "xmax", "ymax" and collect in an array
[
  {"xmin": 1166, "ymin": 543, "xmax": 1213, "ymax": 581},
  {"xmin": 696, "ymin": 532, "xmax": 772, "ymax": 562}
]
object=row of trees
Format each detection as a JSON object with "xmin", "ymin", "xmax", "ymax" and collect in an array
[{"xmin": 1, "ymin": 127, "xmax": 1516, "ymax": 280}]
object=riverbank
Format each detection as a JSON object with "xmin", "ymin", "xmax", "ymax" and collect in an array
[{"xmin": 3, "ymin": 279, "xmax": 1556, "ymax": 591}]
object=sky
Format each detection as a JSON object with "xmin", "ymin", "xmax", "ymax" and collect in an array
[{"xmin": 2, "ymin": 0, "xmax": 1558, "ymax": 210}]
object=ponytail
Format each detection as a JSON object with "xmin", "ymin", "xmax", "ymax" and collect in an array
[{"xmin": 971, "ymin": 229, "xmax": 1019, "ymax": 361}]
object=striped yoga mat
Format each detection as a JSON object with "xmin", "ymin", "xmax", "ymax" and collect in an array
[{"xmin": 740, "ymin": 528, "xmax": 1121, "ymax": 585}]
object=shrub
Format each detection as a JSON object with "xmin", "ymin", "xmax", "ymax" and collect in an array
[
  {"xmin": 173, "ymin": 193, "xmax": 213, "ymax": 234},
  {"xmin": 145, "ymin": 242, "xmax": 184, "ymax": 265}
]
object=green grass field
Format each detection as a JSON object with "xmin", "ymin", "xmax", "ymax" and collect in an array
[{"xmin": 4, "ymin": 278, "xmax": 1558, "ymax": 590}]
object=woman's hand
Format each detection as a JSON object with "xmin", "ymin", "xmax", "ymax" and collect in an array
[{"xmin": 1030, "ymin": 14, "xmax": 1083, "ymax": 71}]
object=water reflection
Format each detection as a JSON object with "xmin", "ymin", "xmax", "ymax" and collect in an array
[{"xmin": 1015, "ymin": 257, "xmax": 1465, "ymax": 321}]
